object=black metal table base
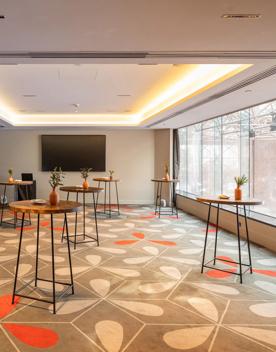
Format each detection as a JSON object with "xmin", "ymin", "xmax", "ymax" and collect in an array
[
  {"xmin": 12, "ymin": 212, "xmax": 74, "ymax": 314},
  {"xmin": 95, "ymin": 181, "xmax": 120, "ymax": 218},
  {"xmin": 154, "ymin": 181, "xmax": 178, "ymax": 218},
  {"xmin": 201, "ymin": 203, "xmax": 253, "ymax": 284},
  {"xmin": 1, "ymin": 209, "xmax": 32, "ymax": 228},
  {"xmin": 1, "ymin": 184, "xmax": 32, "ymax": 228},
  {"xmin": 61, "ymin": 191, "xmax": 99, "ymax": 249}
]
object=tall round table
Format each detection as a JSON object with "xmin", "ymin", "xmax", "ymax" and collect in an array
[
  {"xmin": 9, "ymin": 200, "xmax": 81, "ymax": 314},
  {"xmin": 0, "ymin": 181, "xmax": 33, "ymax": 227},
  {"xmin": 196, "ymin": 196, "xmax": 262, "ymax": 283},
  {"xmin": 60, "ymin": 186, "xmax": 103, "ymax": 249},
  {"xmin": 93, "ymin": 177, "xmax": 120, "ymax": 218},
  {"xmin": 151, "ymin": 179, "xmax": 178, "ymax": 218}
]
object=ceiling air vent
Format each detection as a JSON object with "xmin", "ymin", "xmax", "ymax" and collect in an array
[{"xmin": 221, "ymin": 14, "xmax": 261, "ymax": 19}]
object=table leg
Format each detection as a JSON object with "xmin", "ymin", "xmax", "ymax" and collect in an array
[
  {"xmin": 108, "ymin": 181, "xmax": 111, "ymax": 218},
  {"xmin": 115, "ymin": 181, "xmax": 120, "ymax": 215},
  {"xmin": 14, "ymin": 211, "xmax": 17, "ymax": 228},
  {"xmin": 83, "ymin": 192, "xmax": 86, "ymax": 240},
  {"xmin": 64, "ymin": 213, "xmax": 74, "ymax": 294},
  {"xmin": 201, "ymin": 203, "xmax": 211, "ymax": 273},
  {"xmin": 158, "ymin": 182, "xmax": 163, "ymax": 218},
  {"xmin": 155, "ymin": 182, "xmax": 160, "ymax": 215},
  {"xmin": 35, "ymin": 213, "xmax": 40, "ymax": 287},
  {"xmin": 61, "ymin": 192, "xmax": 70, "ymax": 242},
  {"xmin": 12, "ymin": 213, "xmax": 25, "ymax": 304},
  {"xmin": 213, "ymin": 204, "xmax": 220, "ymax": 265},
  {"xmin": 74, "ymin": 192, "xmax": 79, "ymax": 250},
  {"xmin": 236, "ymin": 205, "xmax": 243, "ymax": 284},
  {"xmin": 0, "ymin": 185, "xmax": 7, "ymax": 225},
  {"xmin": 104, "ymin": 182, "xmax": 107, "ymax": 213},
  {"xmin": 92, "ymin": 193, "xmax": 99, "ymax": 246},
  {"xmin": 50, "ymin": 214, "xmax": 56, "ymax": 314},
  {"xmin": 26, "ymin": 185, "xmax": 32, "ymax": 225},
  {"xmin": 96, "ymin": 181, "xmax": 101, "ymax": 210},
  {"xmin": 244, "ymin": 205, "xmax": 253, "ymax": 274},
  {"xmin": 170, "ymin": 183, "xmax": 174, "ymax": 215}
]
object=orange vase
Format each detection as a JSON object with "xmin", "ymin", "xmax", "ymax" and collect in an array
[
  {"xmin": 165, "ymin": 173, "xmax": 170, "ymax": 181},
  {"xmin": 8, "ymin": 177, "xmax": 14, "ymax": 183},
  {"xmin": 109, "ymin": 176, "xmax": 113, "ymax": 180},
  {"xmin": 49, "ymin": 188, "xmax": 59, "ymax": 206},
  {"xmin": 83, "ymin": 179, "xmax": 89, "ymax": 189},
  {"xmin": 234, "ymin": 187, "xmax": 242, "ymax": 201}
]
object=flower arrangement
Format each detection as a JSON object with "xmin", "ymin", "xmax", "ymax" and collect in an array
[
  {"xmin": 164, "ymin": 163, "xmax": 170, "ymax": 181},
  {"xmin": 80, "ymin": 168, "xmax": 92, "ymax": 180},
  {"xmin": 49, "ymin": 167, "xmax": 65, "ymax": 205},
  {"xmin": 234, "ymin": 174, "xmax": 248, "ymax": 200},
  {"xmin": 109, "ymin": 170, "xmax": 115, "ymax": 180},
  {"xmin": 80, "ymin": 168, "xmax": 92, "ymax": 189},
  {"xmin": 8, "ymin": 168, "xmax": 14, "ymax": 183},
  {"xmin": 234, "ymin": 175, "xmax": 248, "ymax": 188},
  {"xmin": 49, "ymin": 167, "xmax": 65, "ymax": 190}
]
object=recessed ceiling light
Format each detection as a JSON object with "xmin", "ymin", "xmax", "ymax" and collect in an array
[
  {"xmin": 222, "ymin": 14, "xmax": 261, "ymax": 19},
  {"xmin": 71, "ymin": 103, "xmax": 80, "ymax": 108},
  {"xmin": 0, "ymin": 15, "xmax": 5, "ymax": 19},
  {"xmin": 22, "ymin": 94, "xmax": 37, "ymax": 97},
  {"xmin": 117, "ymin": 94, "xmax": 131, "ymax": 97}
]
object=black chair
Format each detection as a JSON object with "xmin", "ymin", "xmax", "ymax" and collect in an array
[{"xmin": 17, "ymin": 173, "xmax": 37, "ymax": 200}]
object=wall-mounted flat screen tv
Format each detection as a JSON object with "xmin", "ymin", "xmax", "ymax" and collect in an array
[{"xmin": 41, "ymin": 135, "xmax": 106, "ymax": 171}]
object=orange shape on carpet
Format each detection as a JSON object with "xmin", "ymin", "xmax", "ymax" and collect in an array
[
  {"xmin": 114, "ymin": 240, "xmax": 138, "ymax": 245},
  {"xmin": 206, "ymin": 268, "xmax": 236, "ymax": 279},
  {"xmin": 148, "ymin": 240, "xmax": 176, "ymax": 246},
  {"xmin": 3, "ymin": 323, "xmax": 59, "ymax": 348},
  {"xmin": 0, "ymin": 295, "xmax": 20, "ymax": 319},
  {"xmin": 132, "ymin": 232, "xmax": 145, "ymax": 239},
  {"xmin": 253, "ymin": 269, "xmax": 276, "ymax": 277}
]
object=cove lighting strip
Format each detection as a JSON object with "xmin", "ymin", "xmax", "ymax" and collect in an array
[{"xmin": 0, "ymin": 64, "xmax": 250, "ymax": 126}]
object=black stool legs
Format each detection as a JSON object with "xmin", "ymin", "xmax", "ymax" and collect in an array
[
  {"xmin": 12, "ymin": 212, "xmax": 74, "ymax": 314},
  {"xmin": 201, "ymin": 203, "xmax": 253, "ymax": 283}
]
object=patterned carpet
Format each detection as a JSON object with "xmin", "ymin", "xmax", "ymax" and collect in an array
[{"xmin": 0, "ymin": 205, "xmax": 276, "ymax": 352}]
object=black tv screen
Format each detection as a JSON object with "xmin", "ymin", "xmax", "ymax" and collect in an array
[{"xmin": 41, "ymin": 135, "xmax": 106, "ymax": 171}]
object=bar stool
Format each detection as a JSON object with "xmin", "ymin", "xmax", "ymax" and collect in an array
[{"xmin": 93, "ymin": 177, "xmax": 120, "ymax": 218}]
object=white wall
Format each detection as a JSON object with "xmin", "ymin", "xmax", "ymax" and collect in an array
[
  {"xmin": 154, "ymin": 129, "xmax": 173, "ymax": 202},
  {"xmin": 0, "ymin": 129, "xmax": 155, "ymax": 204}
]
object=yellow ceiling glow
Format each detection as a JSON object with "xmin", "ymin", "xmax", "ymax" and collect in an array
[{"xmin": 0, "ymin": 64, "xmax": 251, "ymax": 126}]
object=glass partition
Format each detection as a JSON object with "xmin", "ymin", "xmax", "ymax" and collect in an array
[{"xmin": 177, "ymin": 99, "xmax": 276, "ymax": 219}]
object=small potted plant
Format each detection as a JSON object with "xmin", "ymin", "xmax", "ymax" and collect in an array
[
  {"xmin": 49, "ymin": 167, "xmax": 65, "ymax": 206},
  {"xmin": 109, "ymin": 170, "xmax": 114, "ymax": 180},
  {"xmin": 234, "ymin": 175, "xmax": 248, "ymax": 200},
  {"xmin": 8, "ymin": 169, "xmax": 14, "ymax": 183},
  {"xmin": 80, "ymin": 168, "xmax": 92, "ymax": 189},
  {"xmin": 164, "ymin": 163, "xmax": 170, "ymax": 181}
]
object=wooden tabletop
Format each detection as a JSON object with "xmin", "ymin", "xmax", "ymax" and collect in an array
[
  {"xmin": 151, "ymin": 179, "xmax": 178, "ymax": 183},
  {"xmin": 9, "ymin": 200, "xmax": 81, "ymax": 214},
  {"xmin": 0, "ymin": 180, "xmax": 33, "ymax": 186},
  {"xmin": 93, "ymin": 177, "xmax": 120, "ymax": 182},
  {"xmin": 196, "ymin": 196, "xmax": 262, "ymax": 206},
  {"xmin": 60, "ymin": 186, "xmax": 104, "ymax": 193}
]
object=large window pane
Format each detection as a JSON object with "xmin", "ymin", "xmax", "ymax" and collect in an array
[
  {"xmin": 177, "ymin": 98, "xmax": 276, "ymax": 221},
  {"xmin": 187, "ymin": 124, "xmax": 202, "ymax": 194}
]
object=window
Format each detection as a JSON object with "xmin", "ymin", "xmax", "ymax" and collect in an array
[{"xmin": 177, "ymin": 99, "xmax": 276, "ymax": 219}]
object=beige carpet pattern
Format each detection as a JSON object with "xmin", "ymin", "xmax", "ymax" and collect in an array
[{"xmin": 0, "ymin": 205, "xmax": 276, "ymax": 352}]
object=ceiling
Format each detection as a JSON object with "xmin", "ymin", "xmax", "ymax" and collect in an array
[
  {"xmin": 0, "ymin": 0, "xmax": 276, "ymax": 128},
  {"xmin": 0, "ymin": 0, "xmax": 276, "ymax": 53},
  {"xmin": 0, "ymin": 63, "xmax": 251, "ymax": 126}
]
